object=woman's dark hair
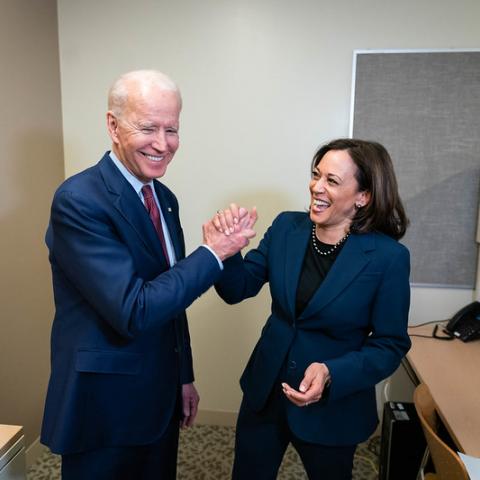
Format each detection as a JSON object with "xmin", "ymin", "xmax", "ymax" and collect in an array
[{"xmin": 311, "ymin": 138, "xmax": 409, "ymax": 239}]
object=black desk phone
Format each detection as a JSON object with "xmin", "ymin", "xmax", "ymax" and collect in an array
[{"xmin": 444, "ymin": 301, "xmax": 480, "ymax": 342}]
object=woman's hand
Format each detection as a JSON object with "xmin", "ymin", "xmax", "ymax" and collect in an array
[
  {"xmin": 213, "ymin": 203, "xmax": 257, "ymax": 235},
  {"xmin": 282, "ymin": 362, "xmax": 331, "ymax": 407}
]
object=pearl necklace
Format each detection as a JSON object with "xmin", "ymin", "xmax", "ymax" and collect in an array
[{"xmin": 311, "ymin": 225, "xmax": 350, "ymax": 256}]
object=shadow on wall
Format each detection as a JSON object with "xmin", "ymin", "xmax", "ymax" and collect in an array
[{"xmin": 0, "ymin": 129, "xmax": 64, "ymax": 446}]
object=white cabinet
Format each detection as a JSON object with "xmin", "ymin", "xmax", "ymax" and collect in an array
[{"xmin": 0, "ymin": 426, "xmax": 25, "ymax": 480}]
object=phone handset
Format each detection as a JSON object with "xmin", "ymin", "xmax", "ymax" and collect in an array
[{"xmin": 443, "ymin": 301, "xmax": 480, "ymax": 342}]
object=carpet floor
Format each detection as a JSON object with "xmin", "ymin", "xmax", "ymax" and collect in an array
[{"xmin": 28, "ymin": 425, "xmax": 380, "ymax": 479}]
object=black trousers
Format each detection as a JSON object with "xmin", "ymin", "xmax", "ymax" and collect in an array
[
  {"xmin": 232, "ymin": 384, "xmax": 356, "ymax": 480},
  {"xmin": 61, "ymin": 412, "xmax": 180, "ymax": 480}
]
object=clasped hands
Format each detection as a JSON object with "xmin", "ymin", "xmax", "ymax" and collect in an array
[{"xmin": 203, "ymin": 203, "xmax": 258, "ymax": 261}]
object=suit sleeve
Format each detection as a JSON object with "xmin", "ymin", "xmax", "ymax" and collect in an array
[
  {"xmin": 49, "ymin": 189, "xmax": 222, "ymax": 340},
  {"xmin": 214, "ymin": 216, "xmax": 279, "ymax": 303},
  {"xmin": 324, "ymin": 245, "xmax": 411, "ymax": 402}
]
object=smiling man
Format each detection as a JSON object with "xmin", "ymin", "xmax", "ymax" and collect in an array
[
  {"xmin": 107, "ymin": 72, "xmax": 181, "ymax": 182},
  {"xmin": 40, "ymin": 70, "xmax": 256, "ymax": 480}
]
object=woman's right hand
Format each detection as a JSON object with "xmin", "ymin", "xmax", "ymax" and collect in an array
[
  {"xmin": 213, "ymin": 203, "xmax": 257, "ymax": 236},
  {"xmin": 282, "ymin": 362, "xmax": 331, "ymax": 408}
]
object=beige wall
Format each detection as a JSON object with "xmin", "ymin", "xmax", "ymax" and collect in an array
[
  {"xmin": 57, "ymin": 0, "xmax": 480, "ymax": 416},
  {"xmin": 0, "ymin": 0, "xmax": 64, "ymax": 445}
]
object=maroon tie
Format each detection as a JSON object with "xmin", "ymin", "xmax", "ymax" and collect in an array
[{"xmin": 142, "ymin": 185, "xmax": 169, "ymax": 261}]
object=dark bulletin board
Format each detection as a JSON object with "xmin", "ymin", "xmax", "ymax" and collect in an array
[{"xmin": 351, "ymin": 50, "xmax": 480, "ymax": 288}]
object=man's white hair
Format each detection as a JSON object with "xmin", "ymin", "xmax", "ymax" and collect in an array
[{"xmin": 108, "ymin": 70, "xmax": 181, "ymax": 117}]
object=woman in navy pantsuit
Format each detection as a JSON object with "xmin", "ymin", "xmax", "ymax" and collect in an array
[{"xmin": 213, "ymin": 139, "xmax": 411, "ymax": 479}]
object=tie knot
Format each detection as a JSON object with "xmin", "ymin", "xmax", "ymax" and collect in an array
[{"xmin": 142, "ymin": 185, "xmax": 154, "ymax": 200}]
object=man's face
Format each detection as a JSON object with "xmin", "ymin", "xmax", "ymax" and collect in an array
[{"xmin": 107, "ymin": 87, "xmax": 181, "ymax": 182}]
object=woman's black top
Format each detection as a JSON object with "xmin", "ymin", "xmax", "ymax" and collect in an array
[{"xmin": 295, "ymin": 234, "xmax": 346, "ymax": 317}]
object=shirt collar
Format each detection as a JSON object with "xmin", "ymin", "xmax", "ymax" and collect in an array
[{"xmin": 109, "ymin": 151, "xmax": 154, "ymax": 197}]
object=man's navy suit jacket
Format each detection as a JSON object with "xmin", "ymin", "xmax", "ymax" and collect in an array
[
  {"xmin": 41, "ymin": 153, "xmax": 222, "ymax": 454},
  {"xmin": 216, "ymin": 212, "xmax": 411, "ymax": 446}
]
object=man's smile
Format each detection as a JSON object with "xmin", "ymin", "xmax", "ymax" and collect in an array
[{"xmin": 142, "ymin": 152, "xmax": 165, "ymax": 162}]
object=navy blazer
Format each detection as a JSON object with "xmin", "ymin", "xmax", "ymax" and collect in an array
[
  {"xmin": 41, "ymin": 153, "xmax": 222, "ymax": 454},
  {"xmin": 215, "ymin": 211, "xmax": 411, "ymax": 446}
]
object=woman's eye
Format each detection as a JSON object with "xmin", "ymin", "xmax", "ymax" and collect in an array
[
  {"xmin": 327, "ymin": 178, "xmax": 338, "ymax": 185},
  {"xmin": 311, "ymin": 171, "xmax": 320, "ymax": 179}
]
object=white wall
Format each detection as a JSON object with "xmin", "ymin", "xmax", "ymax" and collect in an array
[{"xmin": 57, "ymin": 0, "xmax": 480, "ymax": 416}]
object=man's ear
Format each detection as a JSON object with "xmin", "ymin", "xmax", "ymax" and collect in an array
[{"xmin": 106, "ymin": 111, "xmax": 119, "ymax": 143}]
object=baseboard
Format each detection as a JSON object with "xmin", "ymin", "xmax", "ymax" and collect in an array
[
  {"xmin": 26, "ymin": 436, "xmax": 48, "ymax": 467},
  {"xmin": 196, "ymin": 409, "xmax": 237, "ymax": 427}
]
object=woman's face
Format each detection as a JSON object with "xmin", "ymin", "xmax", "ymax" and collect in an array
[{"xmin": 309, "ymin": 149, "xmax": 370, "ymax": 233}]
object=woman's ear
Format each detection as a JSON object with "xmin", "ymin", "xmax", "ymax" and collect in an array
[{"xmin": 356, "ymin": 190, "xmax": 371, "ymax": 209}]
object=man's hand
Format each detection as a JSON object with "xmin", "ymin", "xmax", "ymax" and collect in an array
[
  {"xmin": 181, "ymin": 383, "xmax": 200, "ymax": 428},
  {"xmin": 203, "ymin": 206, "xmax": 257, "ymax": 261},
  {"xmin": 281, "ymin": 362, "xmax": 331, "ymax": 408}
]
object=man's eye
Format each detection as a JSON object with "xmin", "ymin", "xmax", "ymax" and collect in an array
[
  {"xmin": 166, "ymin": 129, "xmax": 178, "ymax": 135},
  {"xmin": 142, "ymin": 128, "xmax": 154, "ymax": 133}
]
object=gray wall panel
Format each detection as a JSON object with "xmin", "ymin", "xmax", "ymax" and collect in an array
[{"xmin": 352, "ymin": 51, "xmax": 480, "ymax": 287}]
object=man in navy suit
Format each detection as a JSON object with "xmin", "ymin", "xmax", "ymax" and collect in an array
[{"xmin": 41, "ymin": 70, "xmax": 255, "ymax": 479}]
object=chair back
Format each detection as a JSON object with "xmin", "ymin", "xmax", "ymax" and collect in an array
[{"xmin": 413, "ymin": 384, "xmax": 469, "ymax": 480}]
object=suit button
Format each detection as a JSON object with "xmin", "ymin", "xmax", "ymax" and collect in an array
[{"xmin": 289, "ymin": 360, "xmax": 297, "ymax": 369}]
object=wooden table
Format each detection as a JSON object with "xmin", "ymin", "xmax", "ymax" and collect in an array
[{"xmin": 407, "ymin": 324, "xmax": 480, "ymax": 457}]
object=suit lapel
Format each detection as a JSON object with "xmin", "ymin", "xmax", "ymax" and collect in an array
[
  {"xmin": 153, "ymin": 181, "xmax": 184, "ymax": 261},
  {"xmin": 98, "ymin": 154, "xmax": 168, "ymax": 268},
  {"xmin": 299, "ymin": 233, "xmax": 374, "ymax": 319},
  {"xmin": 284, "ymin": 216, "xmax": 311, "ymax": 318}
]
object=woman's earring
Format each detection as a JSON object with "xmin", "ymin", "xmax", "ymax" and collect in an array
[{"xmin": 355, "ymin": 203, "xmax": 363, "ymax": 209}]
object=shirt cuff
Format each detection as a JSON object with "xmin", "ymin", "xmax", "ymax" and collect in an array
[{"xmin": 200, "ymin": 245, "xmax": 223, "ymax": 270}]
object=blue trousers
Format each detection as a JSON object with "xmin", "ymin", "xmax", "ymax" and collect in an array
[
  {"xmin": 61, "ymin": 412, "xmax": 180, "ymax": 480},
  {"xmin": 232, "ymin": 383, "xmax": 356, "ymax": 480}
]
